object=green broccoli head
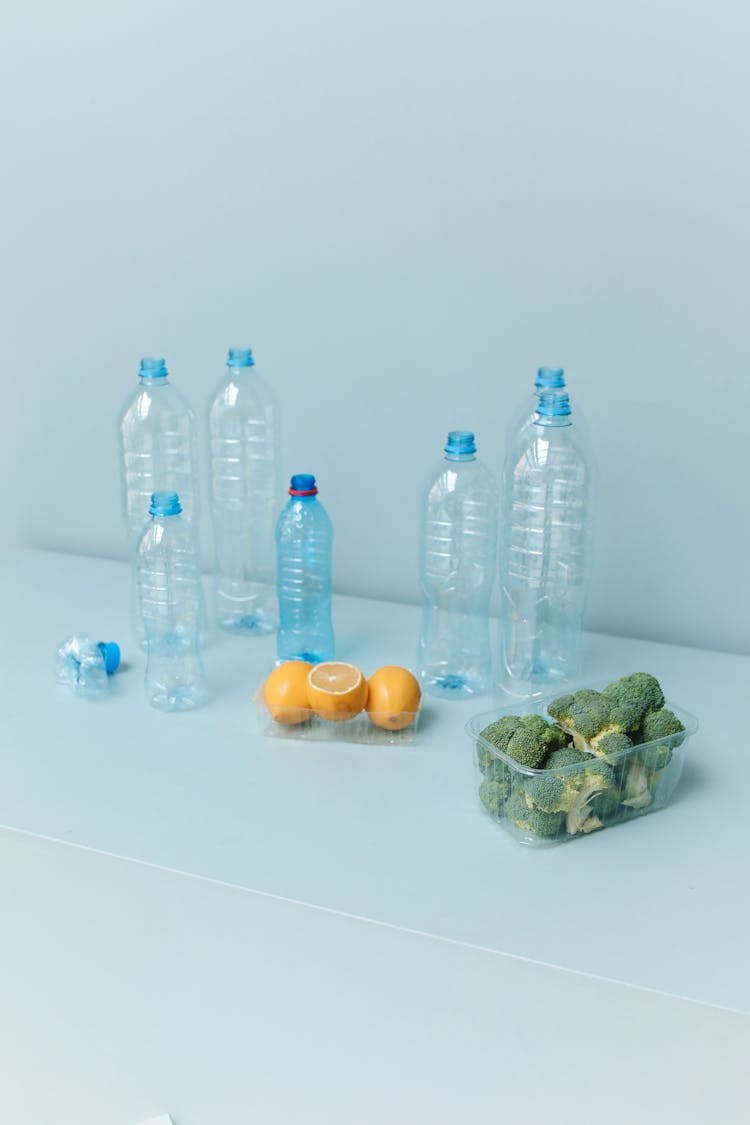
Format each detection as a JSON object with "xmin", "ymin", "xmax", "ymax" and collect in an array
[
  {"xmin": 601, "ymin": 673, "xmax": 665, "ymax": 730},
  {"xmin": 595, "ymin": 731, "xmax": 634, "ymax": 758},
  {"xmin": 545, "ymin": 746, "xmax": 589, "ymax": 770},
  {"xmin": 635, "ymin": 707, "xmax": 686, "ymax": 775},
  {"xmin": 547, "ymin": 689, "xmax": 626, "ymax": 754},
  {"xmin": 479, "ymin": 777, "xmax": 510, "ymax": 817},
  {"xmin": 505, "ymin": 788, "xmax": 565, "ymax": 839},
  {"xmin": 479, "ymin": 713, "xmax": 568, "ymax": 770},
  {"xmin": 524, "ymin": 757, "xmax": 617, "ymax": 836}
]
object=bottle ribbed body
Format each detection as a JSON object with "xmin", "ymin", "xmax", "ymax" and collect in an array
[
  {"xmin": 208, "ymin": 367, "xmax": 280, "ymax": 634},
  {"xmin": 275, "ymin": 496, "xmax": 334, "ymax": 664},
  {"xmin": 119, "ymin": 378, "xmax": 199, "ymax": 551},
  {"xmin": 417, "ymin": 455, "xmax": 498, "ymax": 698},
  {"xmin": 498, "ymin": 417, "xmax": 590, "ymax": 702},
  {"xmin": 136, "ymin": 512, "xmax": 206, "ymax": 711}
]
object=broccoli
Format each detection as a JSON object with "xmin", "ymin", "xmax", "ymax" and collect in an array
[
  {"xmin": 523, "ymin": 758, "xmax": 617, "ymax": 836},
  {"xmin": 548, "ymin": 673, "xmax": 667, "ymax": 757},
  {"xmin": 621, "ymin": 707, "xmax": 686, "ymax": 807},
  {"xmin": 545, "ymin": 746, "xmax": 589, "ymax": 770},
  {"xmin": 478, "ymin": 713, "xmax": 570, "ymax": 770},
  {"xmin": 479, "ymin": 777, "xmax": 510, "ymax": 817},
  {"xmin": 505, "ymin": 788, "xmax": 565, "ymax": 838}
]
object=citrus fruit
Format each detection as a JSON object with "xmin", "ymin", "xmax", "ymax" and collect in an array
[
  {"xmin": 263, "ymin": 661, "xmax": 313, "ymax": 724},
  {"xmin": 306, "ymin": 661, "xmax": 368, "ymax": 721},
  {"xmin": 365, "ymin": 666, "xmax": 421, "ymax": 730}
]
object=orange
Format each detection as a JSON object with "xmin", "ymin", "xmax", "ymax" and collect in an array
[
  {"xmin": 365, "ymin": 666, "xmax": 421, "ymax": 730},
  {"xmin": 306, "ymin": 662, "xmax": 368, "ymax": 722},
  {"xmin": 263, "ymin": 661, "xmax": 313, "ymax": 724}
]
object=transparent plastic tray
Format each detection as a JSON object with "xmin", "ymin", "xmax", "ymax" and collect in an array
[
  {"xmin": 255, "ymin": 686, "xmax": 421, "ymax": 746},
  {"xmin": 465, "ymin": 695, "xmax": 698, "ymax": 847}
]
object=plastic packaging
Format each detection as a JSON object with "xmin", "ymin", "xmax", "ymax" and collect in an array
[
  {"xmin": 497, "ymin": 390, "xmax": 591, "ymax": 704},
  {"xmin": 56, "ymin": 634, "xmax": 121, "ymax": 698},
  {"xmin": 417, "ymin": 430, "xmax": 498, "ymax": 699},
  {"xmin": 208, "ymin": 347, "xmax": 281, "ymax": 634},
  {"xmin": 255, "ymin": 687, "xmax": 420, "ymax": 745},
  {"xmin": 135, "ymin": 491, "xmax": 206, "ymax": 712},
  {"xmin": 466, "ymin": 698, "xmax": 698, "ymax": 847},
  {"xmin": 119, "ymin": 357, "xmax": 200, "ymax": 550},
  {"xmin": 275, "ymin": 474, "xmax": 334, "ymax": 664}
]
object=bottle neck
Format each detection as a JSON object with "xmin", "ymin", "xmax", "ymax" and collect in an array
[
  {"xmin": 139, "ymin": 376, "xmax": 170, "ymax": 387},
  {"xmin": 445, "ymin": 452, "xmax": 476, "ymax": 463}
]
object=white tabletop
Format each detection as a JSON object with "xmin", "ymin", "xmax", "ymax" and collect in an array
[
  {"xmin": 1, "ymin": 826, "xmax": 748, "ymax": 1125},
  {"xmin": 1, "ymin": 548, "xmax": 748, "ymax": 1013}
]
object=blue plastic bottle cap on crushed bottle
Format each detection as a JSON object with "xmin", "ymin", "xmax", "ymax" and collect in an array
[
  {"xmin": 97, "ymin": 642, "xmax": 121, "ymax": 675},
  {"xmin": 289, "ymin": 474, "xmax": 318, "ymax": 496},
  {"xmin": 138, "ymin": 357, "xmax": 168, "ymax": 378},
  {"xmin": 444, "ymin": 430, "xmax": 476, "ymax": 456},
  {"xmin": 535, "ymin": 367, "xmax": 565, "ymax": 389},
  {"xmin": 149, "ymin": 490, "xmax": 182, "ymax": 516},
  {"xmin": 536, "ymin": 390, "xmax": 571, "ymax": 417},
  {"xmin": 227, "ymin": 347, "xmax": 254, "ymax": 368}
]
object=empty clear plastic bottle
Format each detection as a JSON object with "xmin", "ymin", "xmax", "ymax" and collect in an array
[
  {"xmin": 275, "ymin": 474, "xmax": 334, "ymax": 664},
  {"xmin": 505, "ymin": 366, "xmax": 566, "ymax": 448},
  {"xmin": 208, "ymin": 347, "xmax": 280, "ymax": 634},
  {"xmin": 497, "ymin": 390, "xmax": 592, "ymax": 704},
  {"xmin": 136, "ymin": 491, "xmax": 206, "ymax": 711},
  {"xmin": 56, "ymin": 635, "xmax": 121, "ymax": 698},
  {"xmin": 417, "ymin": 431, "xmax": 498, "ymax": 699},
  {"xmin": 119, "ymin": 357, "xmax": 199, "ymax": 552}
]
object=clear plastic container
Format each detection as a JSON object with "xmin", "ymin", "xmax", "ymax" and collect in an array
[
  {"xmin": 466, "ymin": 697, "xmax": 698, "ymax": 846},
  {"xmin": 255, "ymin": 686, "xmax": 421, "ymax": 746}
]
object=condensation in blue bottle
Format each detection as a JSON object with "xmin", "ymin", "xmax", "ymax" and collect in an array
[
  {"xmin": 417, "ymin": 431, "xmax": 498, "ymax": 699},
  {"xmin": 497, "ymin": 389, "xmax": 592, "ymax": 704},
  {"xmin": 275, "ymin": 474, "xmax": 334, "ymax": 664},
  {"xmin": 136, "ymin": 491, "xmax": 206, "ymax": 712}
]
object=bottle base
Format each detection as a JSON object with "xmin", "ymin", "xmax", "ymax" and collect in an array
[
  {"xmin": 276, "ymin": 651, "xmax": 332, "ymax": 666},
  {"xmin": 148, "ymin": 690, "xmax": 204, "ymax": 712},
  {"xmin": 422, "ymin": 674, "xmax": 485, "ymax": 700},
  {"xmin": 219, "ymin": 613, "xmax": 277, "ymax": 636}
]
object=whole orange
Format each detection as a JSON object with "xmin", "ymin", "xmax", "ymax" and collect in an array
[
  {"xmin": 365, "ymin": 666, "xmax": 421, "ymax": 730},
  {"xmin": 263, "ymin": 661, "xmax": 313, "ymax": 724},
  {"xmin": 306, "ymin": 662, "xmax": 368, "ymax": 721}
]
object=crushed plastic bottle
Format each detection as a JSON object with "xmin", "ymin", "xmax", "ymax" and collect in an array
[{"xmin": 56, "ymin": 634, "xmax": 121, "ymax": 698}]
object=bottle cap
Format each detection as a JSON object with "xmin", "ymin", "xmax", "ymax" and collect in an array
[
  {"xmin": 139, "ymin": 357, "xmax": 168, "ymax": 379},
  {"xmin": 536, "ymin": 390, "xmax": 571, "ymax": 417},
  {"xmin": 149, "ymin": 491, "xmax": 182, "ymax": 516},
  {"xmin": 289, "ymin": 474, "xmax": 318, "ymax": 496},
  {"xmin": 535, "ymin": 366, "xmax": 565, "ymax": 389},
  {"xmin": 444, "ymin": 431, "xmax": 476, "ymax": 456},
  {"xmin": 97, "ymin": 642, "xmax": 121, "ymax": 675},
  {"xmin": 227, "ymin": 347, "xmax": 254, "ymax": 368}
]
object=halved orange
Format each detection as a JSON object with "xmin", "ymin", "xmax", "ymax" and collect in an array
[
  {"xmin": 365, "ymin": 666, "xmax": 421, "ymax": 730},
  {"xmin": 306, "ymin": 661, "xmax": 368, "ymax": 722},
  {"xmin": 263, "ymin": 661, "xmax": 313, "ymax": 724}
]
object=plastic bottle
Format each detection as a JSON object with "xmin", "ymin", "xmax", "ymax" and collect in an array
[
  {"xmin": 497, "ymin": 389, "xmax": 592, "ymax": 704},
  {"xmin": 136, "ymin": 491, "xmax": 206, "ymax": 711},
  {"xmin": 118, "ymin": 357, "xmax": 199, "ymax": 552},
  {"xmin": 417, "ymin": 431, "xmax": 498, "ymax": 699},
  {"xmin": 56, "ymin": 635, "xmax": 121, "ymax": 698},
  {"xmin": 275, "ymin": 474, "xmax": 334, "ymax": 664},
  {"xmin": 506, "ymin": 366, "xmax": 566, "ymax": 446},
  {"xmin": 207, "ymin": 347, "xmax": 280, "ymax": 634}
]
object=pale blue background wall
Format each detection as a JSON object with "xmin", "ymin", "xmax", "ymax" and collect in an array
[{"xmin": 2, "ymin": 0, "xmax": 748, "ymax": 654}]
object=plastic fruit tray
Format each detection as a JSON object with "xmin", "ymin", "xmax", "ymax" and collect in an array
[{"xmin": 255, "ymin": 686, "xmax": 421, "ymax": 745}]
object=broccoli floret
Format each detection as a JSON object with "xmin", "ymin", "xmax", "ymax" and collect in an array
[
  {"xmin": 479, "ymin": 713, "xmax": 567, "ymax": 770},
  {"xmin": 545, "ymin": 746, "xmax": 589, "ymax": 770},
  {"xmin": 547, "ymin": 689, "xmax": 627, "ymax": 755},
  {"xmin": 621, "ymin": 759, "xmax": 652, "ymax": 809},
  {"xmin": 479, "ymin": 777, "xmax": 510, "ymax": 817},
  {"xmin": 595, "ymin": 731, "xmax": 634, "ymax": 758},
  {"xmin": 524, "ymin": 758, "xmax": 617, "ymax": 836},
  {"xmin": 622, "ymin": 707, "xmax": 686, "ymax": 798},
  {"xmin": 601, "ymin": 673, "xmax": 665, "ymax": 730},
  {"xmin": 506, "ymin": 788, "xmax": 565, "ymax": 839}
]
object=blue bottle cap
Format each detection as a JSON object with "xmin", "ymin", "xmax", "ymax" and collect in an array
[
  {"xmin": 97, "ymin": 642, "xmax": 121, "ymax": 675},
  {"xmin": 149, "ymin": 491, "xmax": 182, "ymax": 516},
  {"xmin": 227, "ymin": 347, "xmax": 254, "ymax": 368},
  {"xmin": 535, "ymin": 366, "xmax": 565, "ymax": 389},
  {"xmin": 139, "ymin": 357, "xmax": 168, "ymax": 379},
  {"xmin": 444, "ymin": 430, "xmax": 476, "ymax": 456},
  {"xmin": 536, "ymin": 390, "xmax": 571, "ymax": 417},
  {"xmin": 289, "ymin": 474, "xmax": 318, "ymax": 496}
]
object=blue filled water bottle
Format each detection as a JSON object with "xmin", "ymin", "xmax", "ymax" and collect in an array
[
  {"xmin": 136, "ymin": 491, "xmax": 206, "ymax": 711},
  {"xmin": 417, "ymin": 431, "xmax": 498, "ymax": 699},
  {"xmin": 275, "ymin": 474, "xmax": 334, "ymax": 664},
  {"xmin": 497, "ymin": 389, "xmax": 592, "ymax": 704}
]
